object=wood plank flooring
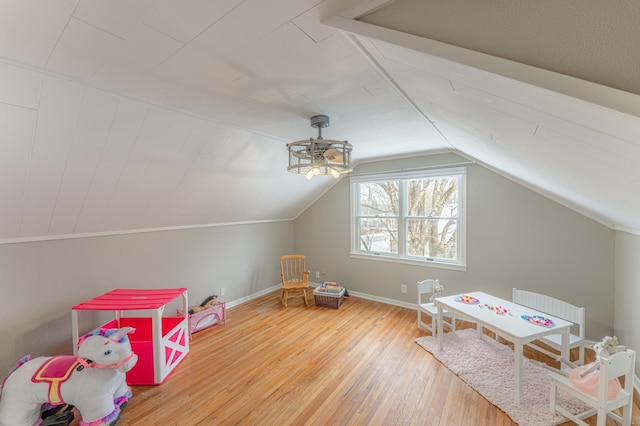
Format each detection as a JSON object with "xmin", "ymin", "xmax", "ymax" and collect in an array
[{"xmin": 66, "ymin": 291, "xmax": 638, "ymax": 425}]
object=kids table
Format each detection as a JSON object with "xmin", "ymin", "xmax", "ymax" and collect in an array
[
  {"xmin": 434, "ymin": 291, "xmax": 573, "ymax": 404},
  {"xmin": 71, "ymin": 288, "xmax": 189, "ymax": 385}
]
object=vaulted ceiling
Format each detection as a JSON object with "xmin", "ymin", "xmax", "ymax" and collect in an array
[{"xmin": 0, "ymin": 0, "xmax": 639, "ymax": 242}]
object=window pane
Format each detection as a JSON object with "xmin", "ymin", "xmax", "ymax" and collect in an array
[
  {"xmin": 408, "ymin": 177, "xmax": 458, "ymax": 217},
  {"xmin": 351, "ymin": 167, "xmax": 464, "ymax": 267},
  {"xmin": 407, "ymin": 218, "xmax": 457, "ymax": 260},
  {"xmin": 357, "ymin": 218, "xmax": 398, "ymax": 253},
  {"xmin": 358, "ymin": 181, "xmax": 399, "ymax": 216}
]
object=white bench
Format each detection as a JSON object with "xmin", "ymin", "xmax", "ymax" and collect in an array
[{"xmin": 512, "ymin": 288, "xmax": 586, "ymax": 365}]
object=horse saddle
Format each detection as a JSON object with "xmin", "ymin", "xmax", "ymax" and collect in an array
[{"xmin": 32, "ymin": 355, "xmax": 80, "ymax": 404}]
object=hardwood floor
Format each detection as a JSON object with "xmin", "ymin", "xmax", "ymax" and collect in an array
[{"xmin": 67, "ymin": 291, "xmax": 638, "ymax": 425}]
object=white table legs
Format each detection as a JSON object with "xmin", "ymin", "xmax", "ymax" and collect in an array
[
  {"xmin": 514, "ymin": 342, "xmax": 524, "ymax": 404},
  {"xmin": 437, "ymin": 304, "xmax": 444, "ymax": 350}
]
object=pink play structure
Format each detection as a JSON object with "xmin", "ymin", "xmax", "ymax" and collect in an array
[{"xmin": 71, "ymin": 288, "xmax": 189, "ymax": 385}]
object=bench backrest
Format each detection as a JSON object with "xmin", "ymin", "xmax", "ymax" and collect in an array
[{"xmin": 513, "ymin": 288, "xmax": 585, "ymax": 338}]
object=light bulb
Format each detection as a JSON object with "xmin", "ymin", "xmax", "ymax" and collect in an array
[
  {"xmin": 306, "ymin": 169, "xmax": 315, "ymax": 180},
  {"xmin": 329, "ymin": 167, "xmax": 340, "ymax": 178},
  {"xmin": 312, "ymin": 166, "xmax": 321, "ymax": 176}
]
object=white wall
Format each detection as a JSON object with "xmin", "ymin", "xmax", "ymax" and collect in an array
[
  {"xmin": 295, "ymin": 153, "xmax": 615, "ymax": 340},
  {"xmin": 614, "ymin": 231, "xmax": 640, "ymax": 374},
  {"xmin": 0, "ymin": 221, "xmax": 293, "ymax": 374}
]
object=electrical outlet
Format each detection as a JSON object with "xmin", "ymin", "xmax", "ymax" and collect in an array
[
  {"xmin": 315, "ymin": 271, "xmax": 320, "ymax": 279},
  {"xmin": 401, "ymin": 284, "xmax": 407, "ymax": 294},
  {"xmin": 220, "ymin": 287, "xmax": 225, "ymax": 297}
]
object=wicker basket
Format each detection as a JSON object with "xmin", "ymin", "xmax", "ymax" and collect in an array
[{"xmin": 313, "ymin": 286, "xmax": 345, "ymax": 309}]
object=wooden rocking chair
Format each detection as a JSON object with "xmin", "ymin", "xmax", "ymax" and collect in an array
[{"xmin": 280, "ymin": 254, "xmax": 310, "ymax": 307}]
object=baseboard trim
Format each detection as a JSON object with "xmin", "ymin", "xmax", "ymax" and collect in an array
[
  {"xmin": 310, "ymin": 282, "xmax": 416, "ymax": 309},
  {"xmin": 345, "ymin": 289, "xmax": 416, "ymax": 310},
  {"xmin": 227, "ymin": 283, "xmax": 416, "ymax": 311},
  {"xmin": 225, "ymin": 284, "xmax": 281, "ymax": 309}
]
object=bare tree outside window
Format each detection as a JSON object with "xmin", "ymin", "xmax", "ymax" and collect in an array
[
  {"xmin": 407, "ymin": 177, "xmax": 457, "ymax": 259},
  {"xmin": 353, "ymin": 168, "xmax": 464, "ymax": 265},
  {"xmin": 357, "ymin": 181, "xmax": 398, "ymax": 253}
]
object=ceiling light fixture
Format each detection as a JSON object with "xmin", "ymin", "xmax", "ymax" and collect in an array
[{"xmin": 287, "ymin": 115, "xmax": 352, "ymax": 180}]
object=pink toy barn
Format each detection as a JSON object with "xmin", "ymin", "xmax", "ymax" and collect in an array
[{"xmin": 71, "ymin": 288, "xmax": 189, "ymax": 385}]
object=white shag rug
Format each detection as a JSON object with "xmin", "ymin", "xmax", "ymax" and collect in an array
[{"xmin": 416, "ymin": 329, "xmax": 589, "ymax": 426}]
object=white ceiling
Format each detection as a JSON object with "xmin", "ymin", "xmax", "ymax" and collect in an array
[{"xmin": 0, "ymin": 0, "xmax": 639, "ymax": 242}]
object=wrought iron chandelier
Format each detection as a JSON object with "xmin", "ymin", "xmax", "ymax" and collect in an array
[{"xmin": 287, "ymin": 115, "xmax": 353, "ymax": 180}]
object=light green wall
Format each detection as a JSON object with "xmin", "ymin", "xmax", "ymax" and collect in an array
[
  {"xmin": 0, "ymin": 221, "xmax": 293, "ymax": 374},
  {"xmin": 295, "ymin": 153, "xmax": 615, "ymax": 340},
  {"xmin": 614, "ymin": 231, "xmax": 640, "ymax": 374}
]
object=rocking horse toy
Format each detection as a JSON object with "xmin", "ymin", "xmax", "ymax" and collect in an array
[{"xmin": 0, "ymin": 327, "xmax": 138, "ymax": 426}]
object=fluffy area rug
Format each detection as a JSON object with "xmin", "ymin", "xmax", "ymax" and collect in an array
[{"xmin": 416, "ymin": 329, "xmax": 589, "ymax": 426}]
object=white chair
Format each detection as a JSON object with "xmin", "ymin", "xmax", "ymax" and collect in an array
[
  {"xmin": 513, "ymin": 288, "xmax": 586, "ymax": 364},
  {"xmin": 550, "ymin": 348, "xmax": 635, "ymax": 426},
  {"xmin": 417, "ymin": 279, "xmax": 455, "ymax": 336}
]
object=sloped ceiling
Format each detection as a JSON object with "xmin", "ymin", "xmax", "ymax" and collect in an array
[{"xmin": 0, "ymin": 0, "xmax": 639, "ymax": 243}]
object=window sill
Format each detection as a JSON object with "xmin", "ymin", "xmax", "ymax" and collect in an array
[{"xmin": 350, "ymin": 253, "xmax": 467, "ymax": 272}]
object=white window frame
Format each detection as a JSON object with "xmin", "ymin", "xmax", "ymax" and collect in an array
[{"xmin": 350, "ymin": 166, "xmax": 467, "ymax": 271}]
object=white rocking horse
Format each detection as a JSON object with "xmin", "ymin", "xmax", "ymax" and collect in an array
[{"xmin": 0, "ymin": 327, "xmax": 138, "ymax": 426}]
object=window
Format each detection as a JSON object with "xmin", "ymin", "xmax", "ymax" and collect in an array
[{"xmin": 351, "ymin": 167, "xmax": 466, "ymax": 269}]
